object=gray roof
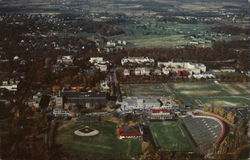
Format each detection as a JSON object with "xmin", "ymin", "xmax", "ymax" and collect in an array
[{"xmin": 62, "ymin": 90, "xmax": 107, "ymax": 104}]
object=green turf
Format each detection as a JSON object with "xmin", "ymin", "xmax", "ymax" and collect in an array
[
  {"xmin": 150, "ymin": 121, "xmax": 193, "ymax": 152},
  {"xmin": 56, "ymin": 121, "xmax": 142, "ymax": 159},
  {"xmin": 120, "ymin": 83, "xmax": 171, "ymax": 97},
  {"xmin": 168, "ymin": 82, "xmax": 249, "ymax": 106}
]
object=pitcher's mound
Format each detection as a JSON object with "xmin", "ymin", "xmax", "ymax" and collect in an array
[{"xmin": 74, "ymin": 126, "xmax": 99, "ymax": 136}]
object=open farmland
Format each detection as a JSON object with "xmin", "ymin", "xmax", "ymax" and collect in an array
[
  {"xmin": 56, "ymin": 120, "xmax": 142, "ymax": 159},
  {"xmin": 150, "ymin": 121, "xmax": 193, "ymax": 152}
]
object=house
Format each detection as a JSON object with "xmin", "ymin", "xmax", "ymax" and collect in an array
[
  {"xmin": 162, "ymin": 67, "xmax": 170, "ymax": 75},
  {"xmin": 120, "ymin": 97, "xmax": 161, "ymax": 112},
  {"xmin": 62, "ymin": 89, "xmax": 108, "ymax": 109},
  {"xmin": 134, "ymin": 67, "xmax": 151, "ymax": 76},
  {"xmin": 55, "ymin": 96, "xmax": 63, "ymax": 108},
  {"xmin": 89, "ymin": 57, "xmax": 110, "ymax": 72},
  {"xmin": 123, "ymin": 69, "xmax": 130, "ymax": 76},
  {"xmin": 89, "ymin": 57, "xmax": 104, "ymax": 64},
  {"xmin": 119, "ymin": 125, "xmax": 143, "ymax": 139},
  {"xmin": 100, "ymin": 80, "xmax": 110, "ymax": 91},
  {"xmin": 57, "ymin": 56, "xmax": 74, "ymax": 65},
  {"xmin": 28, "ymin": 93, "xmax": 50, "ymax": 109},
  {"xmin": 106, "ymin": 41, "xmax": 116, "ymax": 47},
  {"xmin": 153, "ymin": 69, "xmax": 162, "ymax": 75},
  {"xmin": 1, "ymin": 78, "xmax": 20, "ymax": 91},
  {"xmin": 95, "ymin": 62, "xmax": 108, "ymax": 72}
]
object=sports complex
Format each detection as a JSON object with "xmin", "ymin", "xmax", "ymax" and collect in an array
[
  {"xmin": 121, "ymin": 82, "xmax": 250, "ymax": 107},
  {"xmin": 149, "ymin": 113, "xmax": 225, "ymax": 154}
]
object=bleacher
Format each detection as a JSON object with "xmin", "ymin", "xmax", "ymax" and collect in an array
[{"xmin": 181, "ymin": 115, "xmax": 223, "ymax": 153}]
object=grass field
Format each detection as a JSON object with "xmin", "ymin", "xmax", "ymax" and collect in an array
[
  {"xmin": 121, "ymin": 82, "xmax": 250, "ymax": 107},
  {"xmin": 56, "ymin": 120, "xmax": 142, "ymax": 159},
  {"xmin": 120, "ymin": 83, "xmax": 171, "ymax": 97},
  {"xmin": 150, "ymin": 121, "xmax": 193, "ymax": 152},
  {"xmin": 169, "ymin": 82, "xmax": 250, "ymax": 107}
]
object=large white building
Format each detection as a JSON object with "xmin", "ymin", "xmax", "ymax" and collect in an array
[
  {"xmin": 120, "ymin": 97, "xmax": 161, "ymax": 112},
  {"xmin": 121, "ymin": 57, "xmax": 155, "ymax": 66},
  {"xmin": 158, "ymin": 61, "xmax": 206, "ymax": 75}
]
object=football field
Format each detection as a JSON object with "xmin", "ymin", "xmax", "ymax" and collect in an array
[{"xmin": 150, "ymin": 121, "xmax": 193, "ymax": 152}]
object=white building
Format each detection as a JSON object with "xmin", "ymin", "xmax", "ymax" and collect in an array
[
  {"xmin": 89, "ymin": 57, "xmax": 104, "ymax": 64},
  {"xmin": 53, "ymin": 108, "xmax": 72, "ymax": 117},
  {"xmin": 95, "ymin": 62, "xmax": 108, "ymax": 72},
  {"xmin": 134, "ymin": 67, "xmax": 151, "ymax": 76},
  {"xmin": 0, "ymin": 78, "xmax": 19, "ymax": 92},
  {"xmin": 106, "ymin": 41, "xmax": 116, "ymax": 47},
  {"xmin": 89, "ymin": 57, "xmax": 110, "ymax": 72},
  {"xmin": 124, "ymin": 69, "xmax": 130, "ymax": 76},
  {"xmin": 162, "ymin": 67, "xmax": 170, "ymax": 75},
  {"xmin": 0, "ymin": 85, "xmax": 18, "ymax": 92},
  {"xmin": 55, "ymin": 96, "xmax": 63, "ymax": 108},
  {"xmin": 120, "ymin": 97, "xmax": 161, "ymax": 112},
  {"xmin": 150, "ymin": 109, "xmax": 172, "ymax": 120},
  {"xmin": 192, "ymin": 72, "xmax": 215, "ymax": 79},
  {"xmin": 153, "ymin": 69, "xmax": 162, "ymax": 75},
  {"xmin": 121, "ymin": 57, "xmax": 155, "ymax": 66},
  {"xmin": 100, "ymin": 80, "xmax": 110, "ymax": 91},
  {"xmin": 158, "ymin": 61, "xmax": 206, "ymax": 75}
]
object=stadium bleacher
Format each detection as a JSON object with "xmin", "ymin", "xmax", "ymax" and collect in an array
[{"xmin": 181, "ymin": 115, "xmax": 224, "ymax": 153}]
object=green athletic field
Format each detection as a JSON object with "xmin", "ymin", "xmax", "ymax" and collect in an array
[
  {"xmin": 150, "ymin": 121, "xmax": 193, "ymax": 152},
  {"xmin": 56, "ymin": 120, "xmax": 142, "ymax": 159},
  {"xmin": 120, "ymin": 83, "xmax": 172, "ymax": 97},
  {"xmin": 168, "ymin": 82, "xmax": 250, "ymax": 107},
  {"xmin": 121, "ymin": 82, "xmax": 250, "ymax": 107}
]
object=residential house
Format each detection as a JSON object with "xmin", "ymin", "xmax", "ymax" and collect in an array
[
  {"xmin": 123, "ymin": 69, "xmax": 130, "ymax": 76},
  {"xmin": 57, "ymin": 56, "xmax": 74, "ymax": 65}
]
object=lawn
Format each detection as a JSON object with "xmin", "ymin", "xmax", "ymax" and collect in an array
[
  {"xmin": 56, "ymin": 120, "xmax": 142, "ymax": 160},
  {"xmin": 150, "ymin": 121, "xmax": 193, "ymax": 152}
]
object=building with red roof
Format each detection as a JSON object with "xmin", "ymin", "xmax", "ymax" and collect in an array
[
  {"xmin": 118, "ymin": 125, "xmax": 143, "ymax": 139},
  {"xmin": 150, "ymin": 109, "xmax": 172, "ymax": 120}
]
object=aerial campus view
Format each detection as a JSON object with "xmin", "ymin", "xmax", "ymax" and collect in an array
[{"xmin": 0, "ymin": 0, "xmax": 249, "ymax": 160}]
